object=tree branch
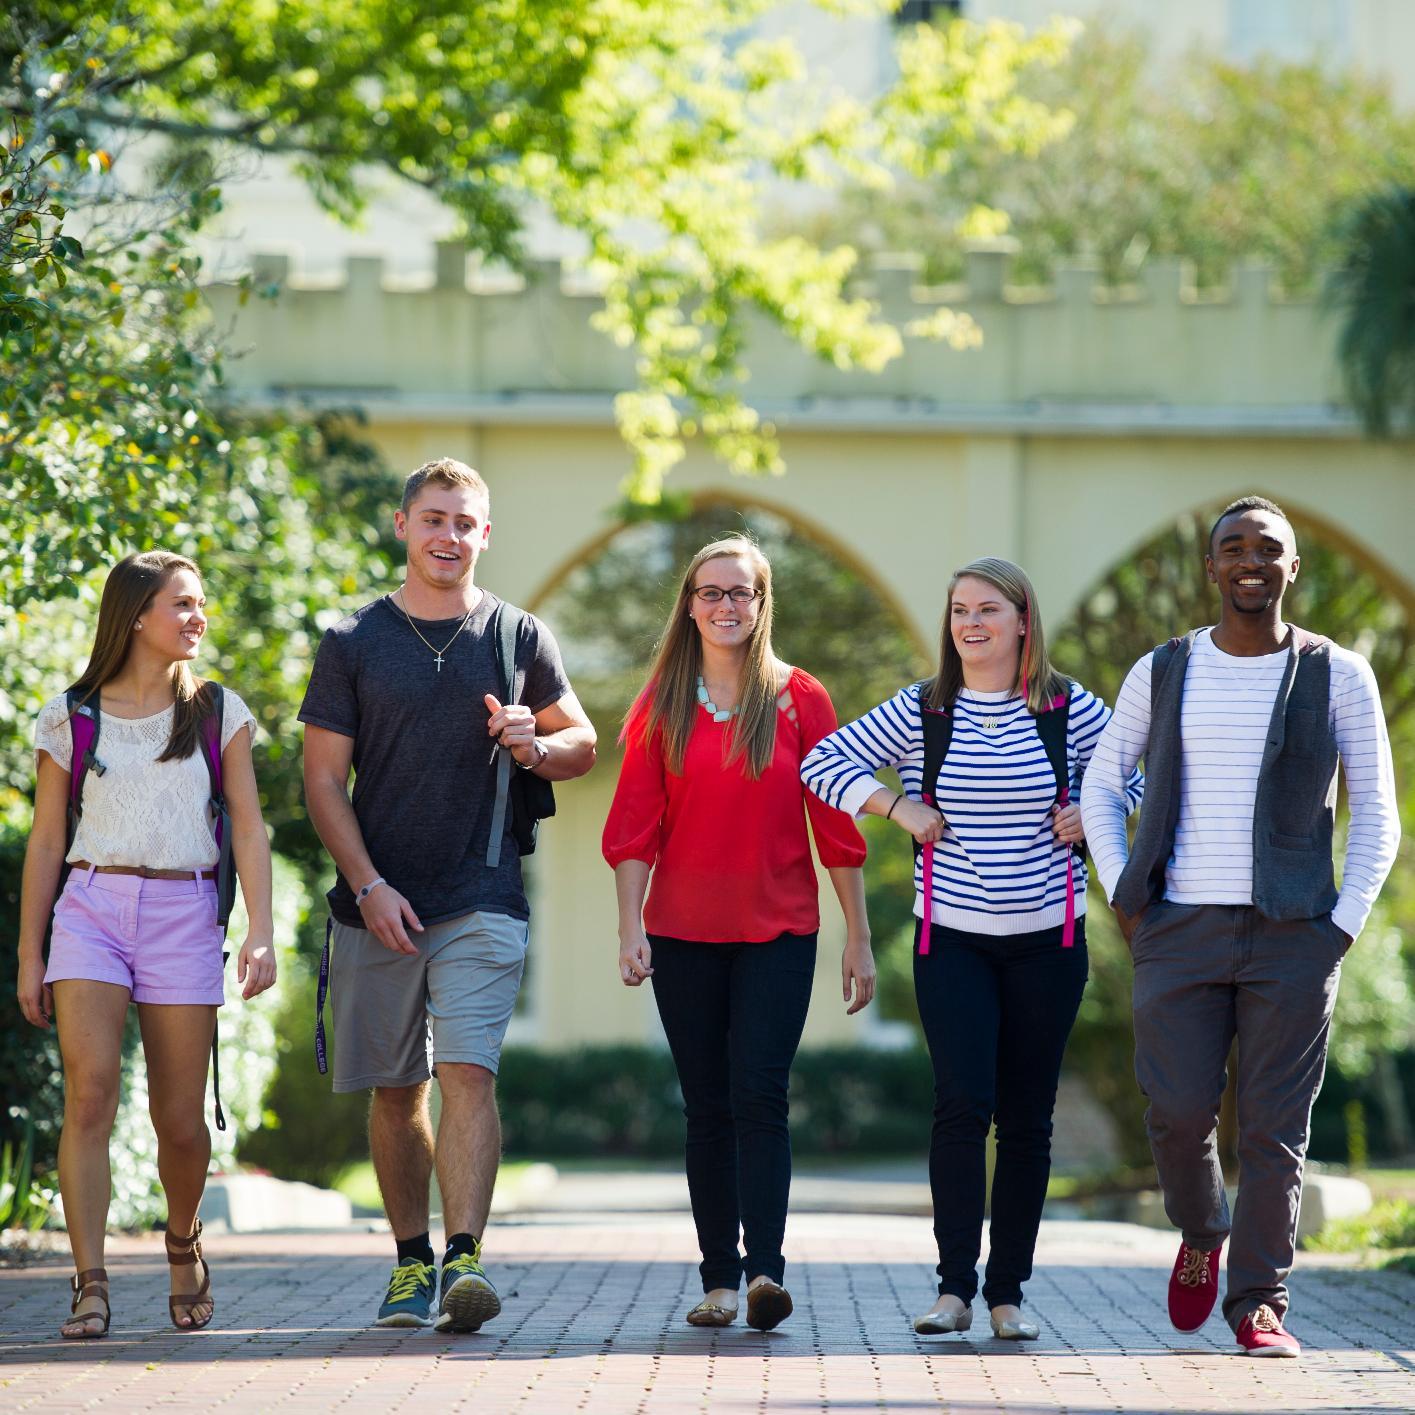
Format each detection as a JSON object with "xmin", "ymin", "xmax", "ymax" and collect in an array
[{"xmin": 1, "ymin": 99, "xmax": 350, "ymax": 161}]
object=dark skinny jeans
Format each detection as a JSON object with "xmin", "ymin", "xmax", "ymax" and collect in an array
[
  {"xmin": 913, "ymin": 917, "xmax": 1087, "ymax": 1309},
  {"xmin": 649, "ymin": 930, "xmax": 817, "ymax": 1291}
]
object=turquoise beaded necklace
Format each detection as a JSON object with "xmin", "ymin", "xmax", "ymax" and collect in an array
[{"xmin": 695, "ymin": 675, "xmax": 739, "ymax": 723}]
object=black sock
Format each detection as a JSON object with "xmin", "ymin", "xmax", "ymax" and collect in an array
[
  {"xmin": 396, "ymin": 1232, "xmax": 435, "ymax": 1267},
  {"xmin": 444, "ymin": 1231, "xmax": 480, "ymax": 1263}
]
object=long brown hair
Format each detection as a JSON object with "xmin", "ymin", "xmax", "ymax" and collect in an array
[
  {"xmin": 68, "ymin": 551, "xmax": 216, "ymax": 763},
  {"xmin": 626, "ymin": 536, "xmax": 785, "ymax": 779},
  {"xmin": 922, "ymin": 557, "xmax": 1066, "ymax": 714}
]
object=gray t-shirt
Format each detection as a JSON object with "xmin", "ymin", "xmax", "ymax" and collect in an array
[{"xmin": 298, "ymin": 591, "xmax": 571, "ymax": 927}]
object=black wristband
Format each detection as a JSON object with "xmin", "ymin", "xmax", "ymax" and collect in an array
[{"xmin": 885, "ymin": 795, "xmax": 902, "ymax": 821}]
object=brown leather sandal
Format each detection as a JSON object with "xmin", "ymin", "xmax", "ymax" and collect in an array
[
  {"xmin": 165, "ymin": 1219, "xmax": 214, "ymax": 1330},
  {"xmin": 62, "ymin": 1267, "xmax": 111, "ymax": 1339}
]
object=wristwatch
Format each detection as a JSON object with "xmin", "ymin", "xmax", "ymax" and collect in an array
[{"xmin": 515, "ymin": 739, "xmax": 548, "ymax": 771}]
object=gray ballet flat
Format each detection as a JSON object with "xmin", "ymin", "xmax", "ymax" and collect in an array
[
  {"xmin": 914, "ymin": 1301, "xmax": 973, "ymax": 1335},
  {"xmin": 989, "ymin": 1309, "xmax": 1040, "ymax": 1340}
]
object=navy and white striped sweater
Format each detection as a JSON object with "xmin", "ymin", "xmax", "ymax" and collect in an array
[{"xmin": 801, "ymin": 681, "xmax": 1144, "ymax": 935}]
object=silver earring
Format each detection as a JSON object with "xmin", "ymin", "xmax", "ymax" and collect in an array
[{"xmin": 135, "ymin": 621, "xmax": 143, "ymax": 630}]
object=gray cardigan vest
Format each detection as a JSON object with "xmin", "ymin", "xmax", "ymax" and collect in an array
[{"xmin": 1112, "ymin": 626, "xmax": 1338, "ymax": 921}]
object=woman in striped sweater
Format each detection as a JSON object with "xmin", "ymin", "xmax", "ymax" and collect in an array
[{"xmin": 802, "ymin": 557, "xmax": 1142, "ymax": 1341}]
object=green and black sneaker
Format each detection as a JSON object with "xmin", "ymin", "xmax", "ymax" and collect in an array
[
  {"xmin": 375, "ymin": 1257, "xmax": 436, "ymax": 1328},
  {"xmin": 436, "ymin": 1241, "xmax": 502, "ymax": 1333}
]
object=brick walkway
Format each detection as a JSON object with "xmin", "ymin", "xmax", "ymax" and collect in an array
[{"xmin": 2, "ymin": 1214, "xmax": 1412, "ymax": 1413}]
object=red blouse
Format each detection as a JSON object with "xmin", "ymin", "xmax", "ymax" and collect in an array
[{"xmin": 602, "ymin": 666, "xmax": 867, "ymax": 943}]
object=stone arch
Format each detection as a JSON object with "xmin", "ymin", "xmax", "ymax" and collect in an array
[
  {"xmin": 1049, "ymin": 488, "xmax": 1415, "ymax": 722},
  {"xmin": 512, "ymin": 486, "xmax": 927, "ymax": 1052},
  {"xmin": 523, "ymin": 486, "xmax": 933, "ymax": 663},
  {"xmin": 1078, "ymin": 489, "xmax": 1415, "ymax": 623}
]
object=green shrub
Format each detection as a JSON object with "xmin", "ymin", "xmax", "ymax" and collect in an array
[
  {"xmin": 1306, "ymin": 1199, "xmax": 1415, "ymax": 1255},
  {"xmin": 0, "ymin": 1118, "xmax": 55, "ymax": 1232},
  {"xmin": 0, "ymin": 826, "xmax": 64, "ymax": 1169},
  {"xmin": 493, "ymin": 1044, "xmax": 936, "ymax": 1160}
]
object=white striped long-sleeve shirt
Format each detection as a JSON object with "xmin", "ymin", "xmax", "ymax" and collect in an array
[
  {"xmin": 1081, "ymin": 628, "xmax": 1400, "ymax": 940},
  {"xmin": 802, "ymin": 680, "xmax": 1143, "ymax": 935}
]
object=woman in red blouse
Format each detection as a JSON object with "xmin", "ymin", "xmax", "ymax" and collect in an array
[{"xmin": 603, "ymin": 535, "xmax": 873, "ymax": 1332}]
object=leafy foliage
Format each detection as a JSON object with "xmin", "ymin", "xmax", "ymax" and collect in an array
[
  {"xmin": 1326, "ymin": 186, "xmax": 1415, "ymax": 437},
  {"xmin": 3, "ymin": 2, "xmax": 1076, "ymax": 508},
  {"xmin": 0, "ymin": 10, "xmax": 240, "ymax": 620},
  {"xmin": 799, "ymin": 18, "xmax": 1415, "ymax": 291}
]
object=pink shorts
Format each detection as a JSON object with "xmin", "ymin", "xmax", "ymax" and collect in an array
[{"xmin": 46, "ymin": 868, "xmax": 226, "ymax": 1006}]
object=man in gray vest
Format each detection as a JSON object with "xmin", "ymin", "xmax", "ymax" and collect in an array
[{"xmin": 1081, "ymin": 496, "xmax": 1399, "ymax": 1358}]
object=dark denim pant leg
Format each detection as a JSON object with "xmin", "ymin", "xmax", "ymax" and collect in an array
[
  {"xmin": 984, "ymin": 924, "xmax": 1088, "ymax": 1309},
  {"xmin": 914, "ymin": 928, "xmax": 1001, "ymax": 1303},
  {"xmin": 1131, "ymin": 903, "xmax": 1237, "ymax": 1254},
  {"xmin": 1223, "ymin": 910, "xmax": 1345, "ymax": 1331},
  {"xmin": 728, "ymin": 932, "xmax": 817, "ymax": 1287},
  {"xmin": 650, "ymin": 936, "xmax": 743, "ymax": 1292}
]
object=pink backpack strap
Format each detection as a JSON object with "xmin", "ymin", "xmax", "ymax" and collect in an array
[{"xmin": 65, "ymin": 690, "xmax": 103, "ymax": 849}]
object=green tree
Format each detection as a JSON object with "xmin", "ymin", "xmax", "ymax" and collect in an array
[
  {"xmin": 1, "ymin": 12, "xmax": 234, "ymax": 616},
  {"xmin": 3, "ymin": 0, "xmax": 1076, "ymax": 537},
  {"xmin": 1326, "ymin": 186, "xmax": 1415, "ymax": 437},
  {"xmin": 800, "ymin": 18, "xmax": 1415, "ymax": 291}
]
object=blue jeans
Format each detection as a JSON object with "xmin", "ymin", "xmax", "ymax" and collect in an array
[
  {"xmin": 913, "ymin": 917, "xmax": 1087, "ymax": 1308},
  {"xmin": 649, "ymin": 931, "xmax": 817, "ymax": 1290}
]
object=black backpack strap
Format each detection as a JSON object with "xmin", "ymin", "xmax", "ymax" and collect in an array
[
  {"xmin": 197, "ymin": 683, "xmax": 230, "ymax": 1132},
  {"xmin": 315, "ymin": 915, "xmax": 333, "ymax": 1075},
  {"xmin": 1034, "ymin": 681, "xmax": 1085, "ymax": 863},
  {"xmin": 1034, "ymin": 682, "xmax": 1072, "ymax": 805},
  {"xmin": 918, "ymin": 692, "xmax": 953, "ymax": 809},
  {"xmin": 199, "ymin": 679, "xmax": 232, "ymax": 1132},
  {"xmin": 914, "ymin": 697, "xmax": 952, "ymax": 854},
  {"xmin": 915, "ymin": 690, "xmax": 953, "ymax": 958},
  {"xmin": 199, "ymin": 684, "xmax": 237, "ymax": 930},
  {"xmin": 484, "ymin": 604, "xmax": 520, "ymax": 869},
  {"xmin": 497, "ymin": 603, "xmax": 522, "ymax": 704}
]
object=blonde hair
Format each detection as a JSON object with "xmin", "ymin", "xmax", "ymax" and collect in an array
[
  {"xmin": 69, "ymin": 551, "xmax": 216, "ymax": 763},
  {"xmin": 626, "ymin": 537, "xmax": 785, "ymax": 778},
  {"xmin": 401, "ymin": 457, "xmax": 489, "ymax": 514},
  {"xmin": 923, "ymin": 556, "xmax": 1065, "ymax": 713}
]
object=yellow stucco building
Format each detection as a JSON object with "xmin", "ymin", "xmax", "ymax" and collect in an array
[{"xmin": 205, "ymin": 240, "xmax": 1413, "ymax": 1050}]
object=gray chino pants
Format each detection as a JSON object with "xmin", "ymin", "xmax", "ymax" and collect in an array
[{"xmin": 1130, "ymin": 901, "xmax": 1347, "ymax": 1330}]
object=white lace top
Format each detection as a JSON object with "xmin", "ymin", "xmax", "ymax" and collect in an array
[{"xmin": 34, "ymin": 689, "xmax": 258, "ymax": 870}]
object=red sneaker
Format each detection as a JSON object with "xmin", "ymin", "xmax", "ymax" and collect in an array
[
  {"xmin": 1167, "ymin": 1241, "xmax": 1221, "ymax": 1332},
  {"xmin": 1236, "ymin": 1304, "xmax": 1301, "ymax": 1358}
]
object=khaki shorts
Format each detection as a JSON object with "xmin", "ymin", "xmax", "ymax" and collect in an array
[{"xmin": 328, "ymin": 909, "xmax": 529, "ymax": 1092}]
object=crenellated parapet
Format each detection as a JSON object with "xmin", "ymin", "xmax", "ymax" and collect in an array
[{"xmin": 204, "ymin": 239, "xmax": 1348, "ymax": 433}]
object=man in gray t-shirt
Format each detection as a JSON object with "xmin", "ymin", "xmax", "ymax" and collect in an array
[{"xmin": 300, "ymin": 458, "xmax": 595, "ymax": 1334}]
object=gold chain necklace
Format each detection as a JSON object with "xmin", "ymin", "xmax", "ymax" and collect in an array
[{"xmin": 392, "ymin": 589, "xmax": 478, "ymax": 672}]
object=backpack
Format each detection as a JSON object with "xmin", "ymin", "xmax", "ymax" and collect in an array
[
  {"xmin": 66, "ymin": 683, "xmax": 236, "ymax": 1130},
  {"xmin": 914, "ymin": 683, "xmax": 1081, "ymax": 956},
  {"xmin": 484, "ymin": 603, "xmax": 556, "ymax": 867}
]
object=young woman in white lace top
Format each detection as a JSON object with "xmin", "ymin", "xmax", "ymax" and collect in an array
[{"xmin": 16, "ymin": 551, "xmax": 277, "ymax": 1340}]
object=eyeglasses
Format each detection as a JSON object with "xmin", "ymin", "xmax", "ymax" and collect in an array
[{"xmin": 692, "ymin": 587, "xmax": 762, "ymax": 604}]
